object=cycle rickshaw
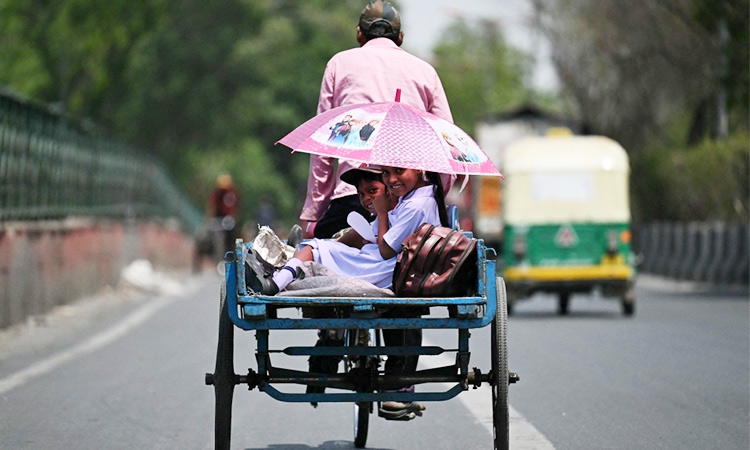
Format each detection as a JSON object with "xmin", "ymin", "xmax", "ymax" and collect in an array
[
  {"xmin": 205, "ymin": 219, "xmax": 517, "ymax": 449},
  {"xmin": 205, "ymin": 99, "xmax": 515, "ymax": 449}
]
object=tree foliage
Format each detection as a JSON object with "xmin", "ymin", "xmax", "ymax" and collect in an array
[
  {"xmin": 7, "ymin": 0, "xmax": 738, "ymax": 226},
  {"xmin": 0, "ymin": 0, "xmax": 363, "ymax": 225},
  {"xmin": 531, "ymin": 0, "xmax": 749, "ymax": 222},
  {"xmin": 531, "ymin": 0, "xmax": 748, "ymax": 149},
  {"xmin": 432, "ymin": 19, "xmax": 535, "ymax": 134},
  {"xmin": 635, "ymin": 133, "xmax": 749, "ymax": 222}
]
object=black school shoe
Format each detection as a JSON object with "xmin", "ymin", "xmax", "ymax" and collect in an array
[
  {"xmin": 245, "ymin": 249, "xmax": 279, "ymax": 295},
  {"xmin": 245, "ymin": 249, "xmax": 306, "ymax": 295}
]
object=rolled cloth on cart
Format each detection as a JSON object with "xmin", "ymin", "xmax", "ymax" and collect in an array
[{"xmin": 281, "ymin": 261, "xmax": 395, "ymax": 298}]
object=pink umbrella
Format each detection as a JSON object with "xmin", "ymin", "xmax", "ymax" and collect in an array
[{"xmin": 275, "ymin": 97, "xmax": 502, "ymax": 177}]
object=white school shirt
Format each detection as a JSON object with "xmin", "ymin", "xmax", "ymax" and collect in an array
[{"xmin": 308, "ymin": 185, "xmax": 441, "ymax": 289}]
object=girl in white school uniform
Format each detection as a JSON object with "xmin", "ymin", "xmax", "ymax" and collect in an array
[{"xmin": 246, "ymin": 166, "xmax": 449, "ymax": 295}]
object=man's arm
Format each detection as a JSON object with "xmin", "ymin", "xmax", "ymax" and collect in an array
[
  {"xmin": 429, "ymin": 71, "xmax": 456, "ymax": 192},
  {"xmin": 300, "ymin": 154, "xmax": 335, "ymax": 217},
  {"xmin": 428, "ymin": 72, "xmax": 453, "ymax": 123}
]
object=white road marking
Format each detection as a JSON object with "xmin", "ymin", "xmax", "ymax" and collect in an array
[
  {"xmin": 1, "ymin": 277, "xmax": 554, "ymax": 449},
  {"xmin": 0, "ymin": 291, "xmax": 180, "ymax": 395},
  {"xmin": 422, "ymin": 338, "xmax": 556, "ymax": 449}
]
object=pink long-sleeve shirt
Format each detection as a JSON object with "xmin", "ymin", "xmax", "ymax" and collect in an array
[{"xmin": 300, "ymin": 37, "xmax": 453, "ymax": 222}]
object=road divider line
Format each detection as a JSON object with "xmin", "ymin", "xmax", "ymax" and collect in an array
[
  {"xmin": 422, "ymin": 337, "xmax": 555, "ymax": 449},
  {"xmin": 0, "ymin": 291, "xmax": 181, "ymax": 396}
]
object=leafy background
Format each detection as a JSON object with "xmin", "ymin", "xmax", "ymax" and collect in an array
[{"xmin": 0, "ymin": 0, "xmax": 746, "ymax": 230}]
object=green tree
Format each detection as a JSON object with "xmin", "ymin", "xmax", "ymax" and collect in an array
[
  {"xmin": 0, "ymin": 0, "xmax": 366, "ymax": 226},
  {"xmin": 0, "ymin": 0, "xmax": 166, "ymax": 122},
  {"xmin": 432, "ymin": 19, "xmax": 534, "ymax": 134},
  {"xmin": 531, "ymin": 0, "xmax": 749, "ymax": 222},
  {"xmin": 531, "ymin": 0, "xmax": 749, "ymax": 150},
  {"xmin": 689, "ymin": 0, "xmax": 749, "ymax": 142}
]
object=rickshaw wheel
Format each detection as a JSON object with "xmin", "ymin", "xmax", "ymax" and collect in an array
[
  {"xmin": 353, "ymin": 402, "xmax": 369, "ymax": 448},
  {"xmin": 558, "ymin": 292, "xmax": 570, "ymax": 315},
  {"xmin": 491, "ymin": 277, "xmax": 510, "ymax": 450},
  {"xmin": 345, "ymin": 329, "xmax": 376, "ymax": 448},
  {"xmin": 213, "ymin": 282, "xmax": 235, "ymax": 450},
  {"xmin": 622, "ymin": 283, "xmax": 636, "ymax": 316}
]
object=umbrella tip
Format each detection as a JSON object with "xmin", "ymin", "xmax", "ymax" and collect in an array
[{"xmin": 394, "ymin": 89, "xmax": 401, "ymax": 102}]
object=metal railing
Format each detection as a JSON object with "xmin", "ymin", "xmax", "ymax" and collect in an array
[{"xmin": 0, "ymin": 87, "xmax": 201, "ymax": 233}]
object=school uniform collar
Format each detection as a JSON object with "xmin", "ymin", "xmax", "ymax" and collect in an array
[{"xmin": 401, "ymin": 185, "xmax": 434, "ymax": 202}]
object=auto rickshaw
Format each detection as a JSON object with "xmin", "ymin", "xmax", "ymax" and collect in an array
[{"xmin": 501, "ymin": 135, "xmax": 636, "ymax": 315}]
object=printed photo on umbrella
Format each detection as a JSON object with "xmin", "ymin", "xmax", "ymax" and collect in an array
[
  {"xmin": 315, "ymin": 110, "xmax": 384, "ymax": 149},
  {"xmin": 276, "ymin": 99, "xmax": 502, "ymax": 178}
]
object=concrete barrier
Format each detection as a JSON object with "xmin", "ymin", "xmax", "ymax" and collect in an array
[
  {"xmin": 691, "ymin": 223, "xmax": 713, "ymax": 282},
  {"xmin": 633, "ymin": 221, "xmax": 748, "ymax": 287},
  {"xmin": 653, "ymin": 222, "xmax": 674, "ymax": 276},
  {"xmin": 677, "ymin": 223, "xmax": 699, "ymax": 280},
  {"xmin": 0, "ymin": 219, "xmax": 194, "ymax": 330},
  {"xmin": 666, "ymin": 222, "xmax": 686, "ymax": 279},
  {"xmin": 718, "ymin": 224, "xmax": 747, "ymax": 285},
  {"xmin": 736, "ymin": 225, "xmax": 749, "ymax": 285},
  {"xmin": 643, "ymin": 222, "xmax": 657, "ymax": 273},
  {"xmin": 705, "ymin": 223, "xmax": 727, "ymax": 284}
]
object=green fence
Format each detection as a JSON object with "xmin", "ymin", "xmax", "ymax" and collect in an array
[{"xmin": 0, "ymin": 88, "xmax": 201, "ymax": 233}]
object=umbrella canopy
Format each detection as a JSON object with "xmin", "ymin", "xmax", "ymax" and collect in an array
[{"xmin": 276, "ymin": 100, "xmax": 502, "ymax": 177}]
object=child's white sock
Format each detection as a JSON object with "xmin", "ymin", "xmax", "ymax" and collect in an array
[{"xmin": 272, "ymin": 258, "xmax": 303, "ymax": 291}]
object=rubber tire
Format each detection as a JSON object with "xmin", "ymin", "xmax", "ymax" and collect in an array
[
  {"xmin": 622, "ymin": 283, "xmax": 636, "ymax": 316},
  {"xmin": 491, "ymin": 277, "xmax": 510, "ymax": 450},
  {"xmin": 213, "ymin": 282, "xmax": 235, "ymax": 450},
  {"xmin": 345, "ymin": 329, "xmax": 372, "ymax": 448},
  {"xmin": 353, "ymin": 401, "xmax": 369, "ymax": 448},
  {"xmin": 558, "ymin": 292, "xmax": 570, "ymax": 316}
]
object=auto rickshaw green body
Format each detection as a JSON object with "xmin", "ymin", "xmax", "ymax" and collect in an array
[{"xmin": 501, "ymin": 135, "xmax": 636, "ymax": 315}]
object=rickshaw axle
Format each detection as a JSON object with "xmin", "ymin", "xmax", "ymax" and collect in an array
[
  {"xmin": 205, "ymin": 368, "xmax": 261, "ymax": 390},
  {"xmin": 207, "ymin": 368, "xmax": 519, "ymax": 391},
  {"xmin": 466, "ymin": 368, "xmax": 520, "ymax": 389}
]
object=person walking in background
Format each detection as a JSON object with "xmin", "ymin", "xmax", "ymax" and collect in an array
[
  {"xmin": 300, "ymin": 0, "xmax": 454, "ymax": 240},
  {"xmin": 207, "ymin": 173, "xmax": 240, "ymax": 256}
]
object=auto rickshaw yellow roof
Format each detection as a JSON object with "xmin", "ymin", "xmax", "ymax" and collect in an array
[{"xmin": 503, "ymin": 135, "xmax": 629, "ymax": 174}]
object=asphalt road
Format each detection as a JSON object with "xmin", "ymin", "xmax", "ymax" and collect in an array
[
  {"xmin": 505, "ymin": 278, "xmax": 749, "ymax": 450},
  {"xmin": 0, "ymin": 272, "xmax": 747, "ymax": 449}
]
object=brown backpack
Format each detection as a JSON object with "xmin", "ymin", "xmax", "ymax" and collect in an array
[{"xmin": 392, "ymin": 223, "xmax": 478, "ymax": 297}]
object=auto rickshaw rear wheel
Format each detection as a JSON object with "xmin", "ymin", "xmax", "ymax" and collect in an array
[
  {"xmin": 621, "ymin": 282, "xmax": 636, "ymax": 316},
  {"xmin": 558, "ymin": 292, "xmax": 570, "ymax": 315}
]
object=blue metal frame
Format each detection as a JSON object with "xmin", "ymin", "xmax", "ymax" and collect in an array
[
  {"xmin": 226, "ymin": 240, "xmax": 496, "ymax": 330},
  {"xmin": 222, "ymin": 237, "xmax": 498, "ymax": 404}
]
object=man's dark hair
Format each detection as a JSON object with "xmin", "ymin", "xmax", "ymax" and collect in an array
[{"xmin": 362, "ymin": 21, "xmax": 399, "ymax": 42}]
